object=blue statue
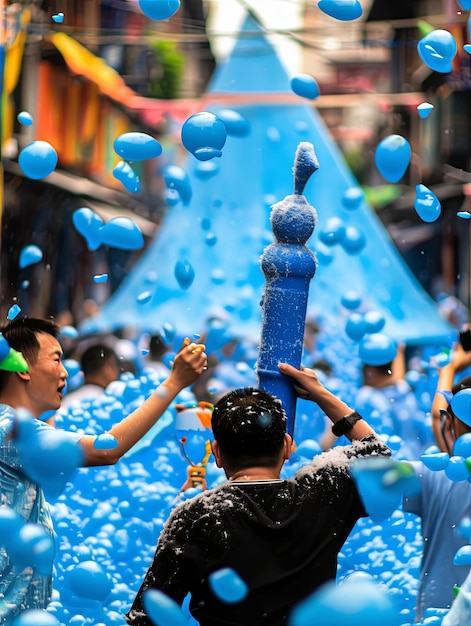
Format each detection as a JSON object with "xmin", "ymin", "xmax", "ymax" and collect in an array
[{"xmin": 257, "ymin": 142, "xmax": 318, "ymax": 436}]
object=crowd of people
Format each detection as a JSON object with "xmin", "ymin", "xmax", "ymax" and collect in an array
[{"xmin": 0, "ymin": 312, "xmax": 471, "ymax": 624}]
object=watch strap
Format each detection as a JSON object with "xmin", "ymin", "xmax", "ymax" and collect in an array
[{"xmin": 332, "ymin": 411, "xmax": 363, "ymax": 437}]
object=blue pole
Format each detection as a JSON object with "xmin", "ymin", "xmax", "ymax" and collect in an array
[{"xmin": 257, "ymin": 142, "xmax": 319, "ymax": 437}]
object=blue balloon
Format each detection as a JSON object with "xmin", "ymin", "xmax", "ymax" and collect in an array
[
  {"xmin": 417, "ymin": 102, "xmax": 434, "ymax": 119},
  {"xmin": 7, "ymin": 304, "xmax": 21, "ymax": 320},
  {"xmin": 138, "ymin": 0, "xmax": 180, "ymax": 20},
  {"xmin": 164, "ymin": 188, "xmax": 180, "ymax": 205},
  {"xmin": 194, "ymin": 160, "xmax": 220, "ymax": 179},
  {"xmin": 290, "ymin": 575, "xmax": 400, "ymax": 626},
  {"xmin": 162, "ymin": 164, "xmax": 192, "ymax": 204},
  {"xmin": 7, "ymin": 523, "xmax": 55, "ymax": 575},
  {"xmin": 420, "ymin": 452, "xmax": 450, "ymax": 471},
  {"xmin": 113, "ymin": 132, "xmax": 162, "ymax": 161},
  {"xmin": 453, "ymin": 544, "xmax": 471, "ymax": 566},
  {"xmin": 63, "ymin": 359, "xmax": 81, "ymax": 378},
  {"xmin": 459, "ymin": 516, "xmax": 471, "ymax": 540},
  {"xmin": 314, "ymin": 241, "xmax": 334, "ymax": 265},
  {"xmin": 0, "ymin": 506, "xmax": 23, "ymax": 540},
  {"xmin": 19, "ymin": 244, "xmax": 43, "ymax": 269},
  {"xmin": 19, "ymin": 141, "xmax": 58, "ymax": 180},
  {"xmin": 451, "ymin": 388, "xmax": 471, "ymax": 427},
  {"xmin": 112, "ymin": 160, "xmax": 140, "ymax": 193},
  {"xmin": 65, "ymin": 561, "xmax": 113, "ymax": 601},
  {"xmin": 318, "ymin": 216, "xmax": 346, "ymax": 246},
  {"xmin": 341, "ymin": 291, "xmax": 362, "ymax": 310},
  {"xmin": 93, "ymin": 434, "xmax": 118, "ymax": 450},
  {"xmin": 342, "ymin": 187, "xmax": 363, "ymax": 210},
  {"xmin": 444, "ymin": 456, "xmax": 469, "ymax": 482},
  {"xmin": 454, "ymin": 433, "xmax": 471, "ymax": 458},
  {"xmin": 375, "ymin": 134, "xmax": 411, "ymax": 183},
  {"xmin": 318, "ymin": 0, "xmax": 363, "ymax": 21},
  {"xmin": 0, "ymin": 335, "xmax": 10, "ymax": 361},
  {"xmin": 363, "ymin": 310, "xmax": 386, "ymax": 334},
  {"xmin": 290, "ymin": 74, "xmax": 320, "ymax": 100},
  {"xmin": 175, "ymin": 258, "xmax": 195, "ymax": 289},
  {"xmin": 417, "ymin": 30, "xmax": 457, "ymax": 73},
  {"xmin": 59, "ymin": 325, "xmax": 79, "ymax": 339},
  {"xmin": 73, "ymin": 207, "xmax": 104, "ymax": 251},
  {"xmin": 216, "ymin": 109, "xmax": 251, "ymax": 136},
  {"xmin": 359, "ymin": 333, "xmax": 397, "ymax": 366},
  {"xmin": 459, "ymin": 0, "xmax": 471, "ymax": 9},
  {"xmin": 340, "ymin": 225, "xmax": 366, "ymax": 254},
  {"xmin": 414, "ymin": 185, "xmax": 441, "ymax": 223},
  {"xmin": 143, "ymin": 589, "xmax": 187, "ymax": 626},
  {"xmin": 345, "ymin": 313, "xmax": 367, "ymax": 341},
  {"xmin": 350, "ymin": 458, "xmax": 403, "ymax": 523},
  {"xmin": 209, "ymin": 567, "xmax": 248, "ymax": 604},
  {"xmin": 181, "ymin": 112, "xmax": 227, "ymax": 159},
  {"xmin": 100, "ymin": 217, "xmax": 144, "ymax": 251},
  {"xmin": 17, "ymin": 111, "xmax": 33, "ymax": 126}
]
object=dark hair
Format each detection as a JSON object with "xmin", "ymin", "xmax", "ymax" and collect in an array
[
  {"xmin": 0, "ymin": 317, "xmax": 60, "ymax": 391},
  {"xmin": 362, "ymin": 362, "xmax": 393, "ymax": 377},
  {"xmin": 211, "ymin": 387, "xmax": 287, "ymax": 469},
  {"xmin": 149, "ymin": 335, "xmax": 168, "ymax": 360},
  {"xmin": 81, "ymin": 344, "xmax": 119, "ymax": 377}
]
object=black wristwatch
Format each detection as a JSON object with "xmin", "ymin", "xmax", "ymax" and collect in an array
[{"xmin": 332, "ymin": 411, "xmax": 363, "ymax": 437}]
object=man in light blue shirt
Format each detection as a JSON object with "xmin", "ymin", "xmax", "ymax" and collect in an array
[{"xmin": 0, "ymin": 317, "xmax": 207, "ymax": 624}]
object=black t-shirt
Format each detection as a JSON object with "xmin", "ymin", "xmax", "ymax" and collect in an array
[{"xmin": 126, "ymin": 437, "xmax": 389, "ymax": 626}]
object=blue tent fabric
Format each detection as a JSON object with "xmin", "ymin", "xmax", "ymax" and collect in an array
[{"xmin": 82, "ymin": 15, "xmax": 454, "ymax": 346}]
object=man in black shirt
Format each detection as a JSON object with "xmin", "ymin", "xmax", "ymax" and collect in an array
[{"xmin": 126, "ymin": 362, "xmax": 390, "ymax": 626}]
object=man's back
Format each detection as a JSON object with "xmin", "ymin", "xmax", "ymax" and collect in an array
[{"xmin": 126, "ymin": 440, "xmax": 386, "ymax": 626}]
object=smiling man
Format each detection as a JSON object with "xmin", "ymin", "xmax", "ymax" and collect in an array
[{"xmin": 0, "ymin": 317, "xmax": 207, "ymax": 624}]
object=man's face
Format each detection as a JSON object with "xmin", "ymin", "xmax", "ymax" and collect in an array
[{"xmin": 26, "ymin": 333, "xmax": 68, "ymax": 416}]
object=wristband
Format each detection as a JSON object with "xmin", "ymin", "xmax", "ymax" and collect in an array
[{"xmin": 332, "ymin": 411, "xmax": 363, "ymax": 437}]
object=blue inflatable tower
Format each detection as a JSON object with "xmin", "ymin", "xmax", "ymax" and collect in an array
[{"xmin": 258, "ymin": 142, "xmax": 318, "ymax": 436}]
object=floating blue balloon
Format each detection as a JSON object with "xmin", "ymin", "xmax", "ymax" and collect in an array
[
  {"xmin": 458, "ymin": 0, "xmax": 471, "ymax": 9},
  {"xmin": 342, "ymin": 187, "xmax": 363, "ymax": 209},
  {"xmin": 458, "ymin": 211, "xmax": 471, "ymax": 219},
  {"xmin": 359, "ymin": 333, "xmax": 397, "ymax": 366},
  {"xmin": 417, "ymin": 102, "xmax": 434, "ymax": 119},
  {"xmin": 345, "ymin": 313, "xmax": 367, "ymax": 341},
  {"xmin": 318, "ymin": 216, "xmax": 346, "ymax": 246},
  {"xmin": 459, "ymin": 517, "xmax": 471, "ymax": 540},
  {"xmin": 8, "ymin": 304, "xmax": 21, "ymax": 320},
  {"xmin": 19, "ymin": 141, "xmax": 58, "ymax": 180},
  {"xmin": 290, "ymin": 74, "xmax": 320, "ymax": 100},
  {"xmin": 341, "ymin": 291, "xmax": 362, "ymax": 310},
  {"xmin": 350, "ymin": 458, "xmax": 404, "ymax": 522},
  {"xmin": 65, "ymin": 560, "xmax": 113, "ymax": 601},
  {"xmin": 194, "ymin": 160, "xmax": 219, "ymax": 179},
  {"xmin": 143, "ymin": 589, "xmax": 187, "ymax": 626},
  {"xmin": 113, "ymin": 161, "xmax": 140, "ymax": 193},
  {"xmin": 318, "ymin": 0, "xmax": 363, "ymax": 21},
  {"xmin": 100, "ymin": 217, "xmax": 144, "ymax": 251},
  {"xmin": 93, "ymin": 273, "xmax": 108, "ymax": 283},
  {"xmin": 164, "ymin": 188, "xmax": 180, "ymax": 205},
  {"xmin": 216, "ymin": 109, "xmax": 251, "ymax": 136},
  {"xmin": 375, "ymin": 134, "xmax": 411, "ymax": 183},
  {"xmin": 17, "ymin": 111, "xmax": 33, "ymax": 126},
  {"xmin": 51, "ymin": 12, "xmax": 64, "ymax": 24},
  {"xmin": 340, "ymin": 225, "xmax": 366, "ymax": 254},
  {"xmin": 73, "ymin": 207, "xmax": 104, "ymax": 251},
  {"xmin": 451, "ymin": 388, "xmax": 471, "ymax": 427},
  {"xmin": 19, "ymin": 244, "xmax": 43, "ymax": 269},
  {"xmin": 363, "ymin": 310, "xmax": 386, "ymax": 334},
  {"xmin": 7, "ymin": 523, "xmax": 55, "ymax": 575},
  {"xmin": 181, "ymin": 112, "xmax": 227, "ymax": 160},
  {"xmin": 453, "ymin": 544, "xmax": 471, "ymax": 566},
  {"xmin": 63, "ymin": 359, "xmax": 81, "ymax": 378},
  {"xmin": 290, "ymin": 573, "xmax": 400, "ymax": 626},
  {"xmin": 420, "ymin": 452, "xmax": 449, "ymax": 471},
  {"xmin": 175, "ymin": 258, "xmax": 195, "ymax": 289},
  {"xmin": 137, "ymin": 290, "xmax": 152, "ymax": 304},
  {"xmin": 138, "ymin": 0, "xmax": 180, "ymax": 20},
  {"xmin": 205, "ymin": 232, "xmax": 217, "ymax": 246},
  {"xmin": 445, "ymin": 456, "xmax": 469, "ymax": 482},
  {"xmin": 454, "ymin": 433, "xmax": 471, "ymax": 458},
  {"xmin": 162, "ymin": 164, "xmax": 192, "ymax": 204},
  {"xmin": 414, "ymin": 185, "xmax": 441, "ymax": 223},
  {"xmin": 208, "ymin": 567, "xmax": 248, "ymax": 604},
  {"xmin": 314, "ymin": 241, "xmax": 334, "ymax": 265},
  {"xmin": 113, "ymin": 132, "xmax": 162, "ymax": 161},
  {"xmin": 59, "ymin": 325, "xmax": 79, "ymax": 339},
  {"xmin": 417, "ymin": 30, "xmax": 457, "ymax": 73}
]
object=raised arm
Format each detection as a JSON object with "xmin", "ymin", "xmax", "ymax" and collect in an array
[
  {"xmin": 278, "ymin": 362, "xmax": 375, "ymax": 441},
  {"xmin": 80, "ymin": 339, "xmax": 207, "ymax": 466},
  {"xmin": 432, "ymin": 343, "xmax": 471, "ymax": 452}
]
